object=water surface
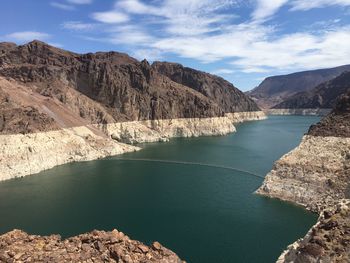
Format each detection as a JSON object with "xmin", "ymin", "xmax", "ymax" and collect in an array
[{"xmin": 0, "ymin": 116, "xmax": 320, "ymax": 263}]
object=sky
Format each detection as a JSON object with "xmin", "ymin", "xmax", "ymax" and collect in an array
[{"xmin": 1, "ymin": 0, "xmax": 350, "ymax": 91}]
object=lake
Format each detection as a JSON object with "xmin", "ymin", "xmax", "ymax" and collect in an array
[{"xmin": 0, "ymin": 116, "xmax": 320, "ymax": 263}]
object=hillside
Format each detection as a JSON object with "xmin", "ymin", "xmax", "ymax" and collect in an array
[
  {"xmin": 247, "ymin": 65, "xmax": 350, "ymax": 109},
  {"xmin": 272, "ymin": 71, "xmax": 350, "ymax": 111},
  {"xmin": 0, "ymin": 40, "xmax": 259, "ymax": 135}
]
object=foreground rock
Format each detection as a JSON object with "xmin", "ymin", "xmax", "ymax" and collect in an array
[
  {"xmin": 0, "ymin": 229, "xmax": 184, "ymax": 263},
  {"xmin": 277, "ymin": 200, "xmax": 350, "ymax": 263}
]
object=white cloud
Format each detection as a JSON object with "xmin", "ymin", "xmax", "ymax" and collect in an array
[
  {"xmin": 83, "ymin": 0, "xmax": 350, "ymax": 74},
  {"xmin": 291, "ymin": 0, "xmax": 350, "ymax": 10},
  {"xmin": 3, "ymin": 31, "xmax": 51, "ymax": 42},
  {"xmin": 211, "ymin": 69, "xmax": 236, "ymax": 75},
  {"xmin": 62, "ymin": 21, "xmax": 97, "ymax": 31},
  {"xmin": 66, "ymin": 0, "xmax": 92, "ymax": 4},
  {"xmin": 132, "ymin": 49, "xmax": 164, "ymax": 61},
  {"xmin": 252, "ymin": 0, "xmax": 289, "ymax": 21},
  {"xmin": 91, "ymin": 11, "xmax": 129, "ymax": 23},
  {"xmin": 50, "ymin": 2, "xmax": 75, "ymax": 10}
]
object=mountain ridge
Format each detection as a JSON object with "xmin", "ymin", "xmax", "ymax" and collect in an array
[{"xmin": 247, "ymin": 64, "xmax": 350, "ymax": 109}]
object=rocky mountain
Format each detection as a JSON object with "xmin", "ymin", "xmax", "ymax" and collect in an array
[
  {"xmin": 308, "ymin": 89, "xmax": 350, "ymax": 137},
  {"xmin": 152, "ymin": 61, "xmax": 259, "ymax": 112},
  {"xmin": 273, "ymin": 71, "xmax": 350, "ymax": 110},
  {"xmin": 0, "ymin": 40, "xmax": 260, "ymax": 135},
  {"xmin": 247, "ymin": 65, "xmax": 350, "ymax": 109}
]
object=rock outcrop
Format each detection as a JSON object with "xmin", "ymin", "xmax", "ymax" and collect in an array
[
  {"xmin": 257, "ymin": 90, "xmax": 350, "ymax": 262},
  {"xmin": 247, "ymin": 65, "xmax": 350, "ymax": 109},
  {"xmin": 0, "ymin": 40, "xmax": 260, "ymax": 129},
  {"xmin": 0, "ymin": 229, "xmax": 184, "ymax": 263},
  {"xmin": 277, "ymin": 200, "xmax": 350, "ymax": 263},
  {"xmin": 273, "ymin": 71, "xmax": 350, "ymax": 110}
]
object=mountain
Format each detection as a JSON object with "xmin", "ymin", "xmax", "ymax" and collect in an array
[
  {"xmin": 308, "ymin": 89, "xmax": 350, "ymax": 137},
  {"xmin": 247, "ymin": 65, "xmax": 350, "ymax": 109},
  {"xmin": 273, "ymin": 71, "xmax": 350, "ymax": 110},
  {"xmin": 0, "ymin": 40, "xmax": 259, "ymax": 134}
]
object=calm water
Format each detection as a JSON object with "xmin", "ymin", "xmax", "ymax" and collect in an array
[{"xmin": 0, "ymin": 116, "xmax": 320, "ymax": 263}]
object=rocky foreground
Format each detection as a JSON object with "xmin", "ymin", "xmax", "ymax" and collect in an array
[
  {"xmin": 0, "ymin": 229, "xmax": 184, "ymax": 263},
  {"xmin": 277, "ymin": 200, "xmax": 350, "ymax": 263},
  {"xmin": 257, "ymin": 91, "xmax": 350, "ymax": 262}
]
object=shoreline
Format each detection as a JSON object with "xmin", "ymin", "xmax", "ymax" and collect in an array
[
  {"xmin": 265, "ymin": 108, "xmax": 331, "ymax": 116},
  {"xmin": 0, "ymin": 111, "xmax": 266, "ymax": 182}
]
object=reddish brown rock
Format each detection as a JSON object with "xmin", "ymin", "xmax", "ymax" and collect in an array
[{"xmin": 0, "ymin": 229, "xmax": 185, "ymax": 263}]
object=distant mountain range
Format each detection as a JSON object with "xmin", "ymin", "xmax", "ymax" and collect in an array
[
  {"xmin": 247, "ymin": 65, "xmax": 350, "ymax": 109},
  {"xmin": 273, "ymin": 71, "xmax": 350, "ymax": 109}
]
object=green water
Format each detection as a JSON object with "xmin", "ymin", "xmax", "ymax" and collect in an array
[{"xmin": 0, "ymin": 116, "xmax": 319, "ymax": 262}]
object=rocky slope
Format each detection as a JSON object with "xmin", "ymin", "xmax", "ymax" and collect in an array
[
  {"xmin": 0, "ymin": 40, "xmax": 266, "ymax": 181},
  {"xmin": 257, "ymin": 90, "xmax": 350, "ymax": 212},
  {"xmin": 0, "ymin": 40, "xmax": 260, "ymax": 130},
  {"xmin": 0, "ymin": 229, "xmax": 184, "ymax": 263},
  {"xmin": 277, "ymin": 200, "xmax": 350, "ymax": 263},
  {"xmin": 273, "ymin": 71, "xmax": 350, "ymax": 110},
  {"xmin": 247, "ymin": 65, "xmax": 350, "ymax": 109},
  {"xmin": 257, "ymin": 90, "xmax": 350, "ymax": 262},
  {"xmin": 152, "ymin": 61, "xmax": 259, "ymax": 112}
]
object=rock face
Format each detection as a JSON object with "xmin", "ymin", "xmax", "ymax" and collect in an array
[
  {"xmin": 273, "ymin": 71, "xmax": 350, "ymax": 110},
  {"xmin": 0, "ymin": 40, "xmax": 266, "ymax": 181},
  {"xmin": 247, "ymin": 65, "xmax": 350, "ymax": 109},
  {"xmin": 0, "ymin": 229, "xmax": 184, "ymax": 263},
  {"xmin": 152, "ymin": 62, "xmax": 260, "ymax": 112},
  {"xmin": 266, "ymin": 108, "xmax": 331, "ymax": 116},
  {"xmin": 257, "ymin": 92, "xmax": 350, "ymax": 213},
  {"xmin": 277, "ymin": 200, "xmax": 350, "ymax": 263},
  {"xmin": 256, "ymin": 135, "xmax": 350, "ymax": 213},
  {"xmin": 308, "ymin": 90, "xmax": 350, "ymax": 138},
  {"xmin": 257, "ymin": 90, "xmax": 350, "ymax": 262},
  {"xmin": 0, "ymin": 40, "xmax": 260, "ymax": 132}
]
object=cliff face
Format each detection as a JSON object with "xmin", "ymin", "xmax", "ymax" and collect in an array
[
  {"xmin": 257, "ymin": 91, "xmax": 350, "ymax": 213},
  {"xmin": 273, "ymin": 71, "xmax": 350, "ymax": 110},
  {"xmin": 152, "ymin": 62, "xmax": 260, "ymax": 112},
  {"xmin": 247, "ymin": 65, "xmax": 350, "ymax": 109},
  {"xmin": 0, "ymin": 41, "xmax": 266, "ymax": 181},
  {"xmin": 0, "ymin": 229, "xmax": 184, "ymax": 263},
  {"xmin": 257, "ymin": 90, "xmax": 350, "ymax": 262},
  {"xmin": 0, "ymin": 40, "xmax": 262, "ymax": 135},
  {"xmin": 277, "ymin": 200, "xmax": 350, "ymax": 263}
]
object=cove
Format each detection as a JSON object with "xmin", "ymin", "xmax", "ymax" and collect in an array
[{"xmin": 0, "ymin": 116, "xmax": 319, "ymax": 263}]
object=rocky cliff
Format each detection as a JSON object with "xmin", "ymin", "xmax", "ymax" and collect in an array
[
  {"xmin": 257, "ymin": 90, "xmax": 350, "ymax": 262},
  {"xmin": 247, "ymin": 65, "xmax": 350, "ymax": 109},
  {"xmin": 277, "ymin": 200, "xmax": 350, "ymax": 263},
  {"xmin": 0, "ymin": 40, "xmax": 266, "ymax": 182},
  {"xmin": 273, "ymin": 71, "xmax": 350, "ymax": 110},
  {"xmin": 257, "ymin": 90, "xmax": 350, "ymax": 212},
  {"xmin": 0, "ymin": 229, "xmax": 184, "ymax": 263},
  {"xmin": 0, "ymin": 40, "xmax": 260, "ymax": 131}
]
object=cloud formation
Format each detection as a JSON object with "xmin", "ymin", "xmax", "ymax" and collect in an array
[
  {"xmin": 3, "ymin": 31, "xmax": 51, "ymax": 42},
  {"xmin": 66, "ymin": 0, "xmax": 350, "ymax": 75}
]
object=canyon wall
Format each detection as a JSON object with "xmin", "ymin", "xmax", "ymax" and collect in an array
[
  {"xmin": 257, "ymin": 91, "xmax": 350, "ymax": 262},
  {"xmin": 0, "ymin": 111, "xmax": 266, "ymax": 182},
  {"xmin": 266, "ymin": 108, "xmax": 331, "ymax": 116}
]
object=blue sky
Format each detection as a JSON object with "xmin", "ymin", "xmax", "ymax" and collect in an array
[{"xmin": 1, "ymin": 0, "xmax": 350, "ymax": 91}]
